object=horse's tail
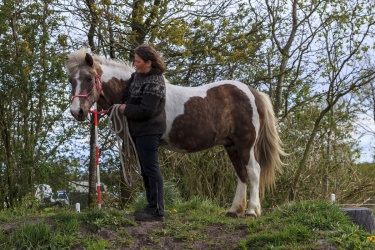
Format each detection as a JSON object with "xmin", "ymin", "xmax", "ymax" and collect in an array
[{"xmin": 255, "ymin": 91, "xmax": 285, "ymax": 198}]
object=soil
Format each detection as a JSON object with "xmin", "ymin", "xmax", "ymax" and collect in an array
[
  {"xmin": 123, "ymin": 221, "xmax": 247, "ymax": 249},
  {"xmin": 1, "ymin": 215, "xmax": 248, "ymax": 249}
]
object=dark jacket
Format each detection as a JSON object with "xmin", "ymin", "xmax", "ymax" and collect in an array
[{"xmin": 122, "ymin": 69, "xmax": 166, "ymax": 136}]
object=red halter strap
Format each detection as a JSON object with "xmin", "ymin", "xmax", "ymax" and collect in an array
[{"xmin": 71, "ymin": 74, "xmax": 102, "ymax": 107}]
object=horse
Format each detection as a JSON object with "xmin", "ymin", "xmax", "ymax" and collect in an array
[{"xmin": 65, "ymin": 48, "xmax": 284, "ymax": 218}]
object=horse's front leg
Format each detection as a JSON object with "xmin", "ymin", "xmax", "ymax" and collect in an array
[
  {"xmin": 226, "ymin": 178, "xmax": 247, "ymax": 217},
  {"xmin": 245, "ymin": 151, "xmax": 261, "ymax": 218}
]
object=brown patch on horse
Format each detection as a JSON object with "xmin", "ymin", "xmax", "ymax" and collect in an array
[
  {"xmin": 168, "ymin": 84, "xmax": 257, "ymax": 183},
  {"xmin": 225, "ymin": 145, "xmax": 248, "ymax": 183},
  {"xmin": 99, "ymin": 77, "xmax": 128, "ymax": 108}
]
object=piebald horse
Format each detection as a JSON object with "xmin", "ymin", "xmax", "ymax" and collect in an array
[{"xmin": 66, "ymin": 48, "xmax": 283, "ymax": 218}]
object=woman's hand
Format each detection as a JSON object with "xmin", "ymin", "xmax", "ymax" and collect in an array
[{"xmin": 118, "ymin": 104, "xmax": 126, "ymax": 114}]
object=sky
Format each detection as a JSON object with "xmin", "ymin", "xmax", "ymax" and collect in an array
[{"xmin": 355, "ymin": 114, "xmax": 375, "ymax": 163}]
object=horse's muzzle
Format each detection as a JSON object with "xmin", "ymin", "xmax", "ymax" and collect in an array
[{"xmin": 71, "ymin": 107, "xmax": 88, "ymax": 121}]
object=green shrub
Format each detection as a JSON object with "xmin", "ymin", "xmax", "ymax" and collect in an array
[
  {"xmin": 79, "ymin": 208, "xmax": 135, "ymax": 232},
  {"xmin": 53, "ymin": 211, "xmax": 81, "ymax": 235},
  {"xmin": 9, "ymin": 221, "xmax": 52, "ymax": 249},
  {"xmin": 129, "ymin": 180, "xmax": 182, "ymax": 212},
  {"xmin": 239, "ymin": 201, "xmax": 375, "ymax": 249}
]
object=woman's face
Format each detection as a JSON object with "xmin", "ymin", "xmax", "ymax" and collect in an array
[{"xmin": 133, "ymin": 54, "xmax": 152, "ymax": 74}]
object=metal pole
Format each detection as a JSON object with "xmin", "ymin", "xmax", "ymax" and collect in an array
[{"xmin": 93, "ymin": 103, "xmax": 101, "ymax": 209}]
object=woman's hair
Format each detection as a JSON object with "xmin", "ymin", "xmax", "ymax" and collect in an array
[{"xmin": 134, "ymin": 44, "xmax": 166, "ymax": 74}]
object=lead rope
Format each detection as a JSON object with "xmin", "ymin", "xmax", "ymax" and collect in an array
[{"xmin": 107, "ymin": 104, "xmax": 141, "ymax": 186}]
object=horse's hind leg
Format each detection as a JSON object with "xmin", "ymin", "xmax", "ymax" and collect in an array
[
  {"xmin": 225, "ymin": 144, "xmax": 261, "ymax": 218},
  {"xmin": 227, "ymin": 178, "xmax": 247, "ymax": 217},
  {"xmin": 225, "ymin": 145, "xmax": 248, "ymax": 217},
  {"xmin": 245, "ymin": 147, "xmax": 261, "ymax": 218}
]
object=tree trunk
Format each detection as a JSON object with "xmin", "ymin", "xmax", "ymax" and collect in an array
[
  {"xmin": 341, "ymin": 207, "xmax": 375, "ymax": 233},
  {"xmin": 290, "ymin": 106, "xmax": 331, "ymax": 200}
]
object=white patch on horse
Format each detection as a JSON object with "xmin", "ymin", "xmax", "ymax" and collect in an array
[
  {"xmin": 100, "ymin": 64, "xmax": 134, "ymax": 83},
  {"xmin": 228, "ymin": 178, "xmax": 247, "ymax": 213},
  {"xmin": 246, "ymin": 147, "xmax": 261, "ymax": 217},
  {"xmin": 70, "ymin": 72, "xmax": 82, "ymax": 115}
]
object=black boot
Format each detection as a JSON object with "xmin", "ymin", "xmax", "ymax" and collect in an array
[
  {"xmin": 135, "ymin": 211, "xmax": 164, "ymax": 222},
  {"xmin": 133, "ymin": 204, "xmax": 152, "ymax": 215}
]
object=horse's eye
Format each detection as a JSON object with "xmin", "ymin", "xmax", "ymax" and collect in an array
[{"xmin": 87, "ymin": 77, "xmax": 93, "ymax": 82}]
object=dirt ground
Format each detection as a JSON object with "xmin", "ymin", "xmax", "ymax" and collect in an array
[
  {"xmin": 1, "ymin": 215, "xmax": 248, "ymax": 249},
  {"xmin": 123, "ymin": 220, "xmax": 247, "ymax": 249}
]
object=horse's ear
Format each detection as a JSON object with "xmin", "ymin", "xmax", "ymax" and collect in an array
[{"xmin": 85, "ymin": 53, "xmax": 94, "ymax": 67}]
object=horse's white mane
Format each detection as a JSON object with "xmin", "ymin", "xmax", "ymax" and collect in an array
[
  {"xmin": 92, "ymin": 54, "xmax": 133, "ymax": 72},
  {"xmin": 65, "ymin": 48, "xmax": 88, "ymax": 75},
  {"xmin": 65, "ymin": 47, "xmax": 133, "ymax": 75}
]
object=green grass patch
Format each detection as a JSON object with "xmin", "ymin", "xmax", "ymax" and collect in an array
[
  {"xmin": 0, "ymin": 211, "xmax": 12, "ymax": 225},
  {"xmin": 238, "ymin": 201, "xmax": 375, "ymax": 249},
  {"xmin": 53, "ymin": 211, "xmax": 81, "ymax": 235},
  {"xmin": 79, "ymin": 208, "xmax": 136, "ymax": 232},
  {"xmin": 7, "ymin": 221, "xmax": 53, "ymax": 249},
  {"xmin": 1, "ymin": 200, "xmax": 375, "ymax": 249}
]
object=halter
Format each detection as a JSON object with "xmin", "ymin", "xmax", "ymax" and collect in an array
[{"xmin": 71, "ymin": 74, "xmax": 102, "ymax": 108}]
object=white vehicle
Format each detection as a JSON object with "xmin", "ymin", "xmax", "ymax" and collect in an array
[
  {"xmin": 54, "ymin": 190, "xmax": 70, "ymax": 207},
  {"xmin": 35, "ymin": 184, "xmax": 70, "ymax": 207},
  {"xmin": 35, "ymin": 184, "xmax": 54, "ymax": 203}
]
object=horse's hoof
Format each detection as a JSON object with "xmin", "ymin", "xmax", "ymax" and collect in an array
[
  {"xmin": 244, "ymin": 213, "xmax": 257, "ymax": 219},
  {"xmin": 226, "ymin": 212, "xmax": 242, "ymax": 218},
  {"xmin": 225, "ymin": 212, "xmax": 237, "ymax": 218}
]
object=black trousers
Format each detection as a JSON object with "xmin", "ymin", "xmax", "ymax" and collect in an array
[{"xmin": 133, "ymin": 134, "xmax": 164, "ymax": 215}]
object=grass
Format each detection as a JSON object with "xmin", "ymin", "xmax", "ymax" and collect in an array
[
  {"xmin": 0, "ymin": 200, "xmax": 375, "ymax": 249},
  {"xmin": 238, "ymin": 201, "xmax": 364, "ymax": 249}
]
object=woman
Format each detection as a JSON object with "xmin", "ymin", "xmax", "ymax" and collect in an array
[{"xmin": 118, "ymin": 44, "xmax": 166, "ymax": 222}]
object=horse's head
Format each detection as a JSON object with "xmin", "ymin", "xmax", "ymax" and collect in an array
[{"xmin": 66, "ymin": 49, "xmax": 103, "ymax": 121}]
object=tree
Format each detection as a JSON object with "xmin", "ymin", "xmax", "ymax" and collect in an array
[
  {"xmin": 250, "ymin": 0, "xmax": 375, "ymax": 200},
  {"xmin": 0, "ymin": 0, "xmax": 79, "ymax": 207}
]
